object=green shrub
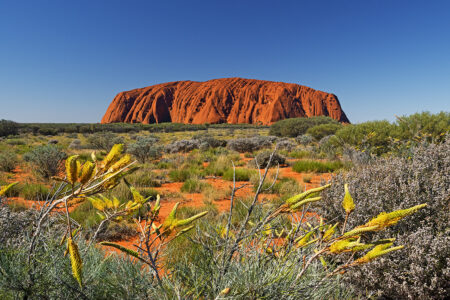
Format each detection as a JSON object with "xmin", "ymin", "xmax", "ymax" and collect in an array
[
  {"xmin": 306, "ymin": 123, "xmax": 342, "ymax": 140},
  {"xmin": 0, "ymin": 151, "xmax": 18, "ymax": 172},
  {"xmin": 289, "ymin": 150, "xmax": 313, "ymax": 159},
  {"xmin": 180, "ymin": 178, "xmax": 211, "ymax": 193},
  {"xmin": 23, "ymin": 145, "xmax": 67, "ymax": 178},
  {"xmin": 249, "ymin": 151, "xmax": 286, "ymax": 168},
  {"xmin": 319, "ymin": 138, "xmax": 450, "ymax": 299},
  {"xmin": 20, "ymin": 183, "xmax": 50, "ymax": 200},
  {"xmin": 87, "ymin": 132, "xmax": 125, "ymax": 150},
  {"xmin": 127, "ymin": 136, "xmax": 162, "ymax": 163},
  {"xmin": 395, "ymin": 111, "xmax": 450, "ymax": 140},
  {"xmin": 292, "ymin": 160, "xmax": 343, "ymax": 173},
  {"xmin": 222, "ymin": 168, "xmax": 256, "ymax": 181},
  {"xmin": 270, "ymin": 116, "xmax": 340, "ymax": 137},
  {"xmin": 0, "ymin": 119, "xmax": 19, "ymax": 137}
]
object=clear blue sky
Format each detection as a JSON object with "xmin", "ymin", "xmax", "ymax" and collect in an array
[{"xmin": 1, "ymin": 0, "xmax": 449, "ymax": 123}]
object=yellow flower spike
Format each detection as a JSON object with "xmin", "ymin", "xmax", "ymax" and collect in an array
[
  {"xmin": 323, "ymin": 223, "xmax": 339, "ymax": 241},
  {"xmin": 112, "ymin": 197, "xmax": 120, "ymax": 209},
  {"xmin": 174, "ymin": 211, "xmax": 208, "ymax": 227},
  {"xmin": 295, "ymin": 230, "xmax": 315, "ymax": 247},
  {"xmin": 285, "ymin": 184, "xmax": 331, "ymax": 206},
  {"xmin": 87, "ymin": 196, "xmax": 106, "ymax": 211},
  {"xmin": 152, "ymin": 194, "xmax": 161, "ymax": 215},
  {"xmin": 100, "ymin": 242, "xmax": 140, "ymax": 259},
  {"xmin": 100, "ymin": 195, "xmax": 113, "ymax": 209},
  {"xmin": 65, "ymin": 155, "xmax": 79, "ymax": 184},
  {"xmin": 101, "ymin": 144, "xmax": 124, "ymax": 171},
  {"xmin": 108, "ymin": 154, "xmax": 131, "ymax": 173},
  {"xmin": 365, "ymin": 204, "xmax": 427, "ymax": 230},
  {"xmin": 68, "ymin": 238, "xmax": 83, "ymax": 288},
  {"xmin": 329, "ymin": 238, "xmax": 365, "ymax": 254},
  {"xmin": 0, "ymin": 182, "xmax": 18, "ymax": 196},
  {"xmin": 79, "ymin": 161, "xmax": 95, "ymax": 184},
  {"xmin": 91, "ymin": 151, "xmax": 97, "ymax": 162},
  {"xmin": 289, "ymin": 196, "xmax": 322, "ymax": 211},
  {"xmin": 342, "ymin": 225, "xmax": 380, "ymax": 237},
  {"xmin": 174, "ymin": 225, "xmax": 195, "ymax": 238},
  {"xmin": 356, "ymin": 244, "xmax": 404, "ymax": 264},
  {"xmin": 342, "ymin": 184, "xmax": 355, "ymax": 214}
]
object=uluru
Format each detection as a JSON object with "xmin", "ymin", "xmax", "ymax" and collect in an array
[{"xmin": 101, "ymin": 78, "xmax": 349, "ymax": 125}]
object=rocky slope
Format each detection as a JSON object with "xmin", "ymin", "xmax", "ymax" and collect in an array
[{"xmin": 101, "ymin": 78, "xmax": 349, "ymax": 125}]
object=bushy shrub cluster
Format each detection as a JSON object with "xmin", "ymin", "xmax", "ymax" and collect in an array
[
  {"xmin": 165, "ymin": 139, "xmax": 201, "ymax": 153},
  {"xmin": 0, "ymin": 151, "xmax": 18, "ymax": 172},
  {"xmin": 295, "ymin": 134, "xmax": 314, "ymax": 145},
  {"xmin": 127, "ymin": 136, "xmax": 162, "ymax": 162},
  {"xmin": 23, "ymin": 145, "xmax": 67, "ymax": 178},
  {"xmin": 227, "ymin": 135, "xmax": 276, "ymax": 152},
  {"xmin": 319, "ymin": 138, "xmax": 450, "ymax": 299},
  {"xmin": 0, "ymin": 119, "xmax": 19, "ymax": 137},
  {"xmin": 306, "ymin": 123, "xmax": 342, "ymax": 140},
  {"xmin": 275, "ymin": 139, "xmax": 296, "ymax": 151},
  {"xmin": 249, "ymin": 151, "xmax": 286, "ymax": 168},
  {"xmin": 292, "ymin": 159, "xmax": 343, "ymax": 173},
  {"xmin": 87, "ymin": 132, "xmax": 125, "ymax": 150},
  {"xmin": 270, "ymin": 116, "xmax": 340, "ymax": 137},
  {"xmin": 68, "ymin": 139, "xmax": 82, "ymax": 150}
]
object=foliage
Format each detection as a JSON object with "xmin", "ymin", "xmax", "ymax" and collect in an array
[
  {"xmin": 222, "ymin": 168, "xmax": 256, "ymax": 181},
  {"xmin": 0, "ymin": 119, "xmax": 19, "ymax": 137},
  {"xmin": 292, "ymin": 159, "xmax": 344, "ymax": 173},
  {"xmin": 270, "ymin": 116, "xmax": 340, "ymax": 137},
  {"xmin": 227, "ymin": 136, "xmax": 276, "ymax": 152},
  {"xmin": 23, "ymin": 144, "xmax": 67, "ymax": 178},
  {"xmin": 20, "ymin": 183, "xmax": 50, "ymax": 200},
  {"xmin": 180, "ymin": 177, "xmax": 211, "ymax": 193},
  {"xmin": 87, "ymin": 132, "xmax": 125, "ymax": 150},
  {"xmin": 0, "ymin": 151, "xmax": 18, "ymax": 172},
  {"xmin": 165, "ymin": 139, "xmax": 200, "ymax": 153},
  {"xmin": 319, "ymin": 138, "xmax": 450, "ymax": 299},
  {"xmin": 249, "ymin": 150, "xmax": 286, "ymax": 168},
  {"xmin": 127, "ymin": 136, "xmax": 162, "ymax": 162},
  {"xmin": 306, "ymin": 123, "xmax": 342, "ymax": 140},
  {"xmin": 295, "ymin": 134, "xmax": 314, "ymax": 145}
]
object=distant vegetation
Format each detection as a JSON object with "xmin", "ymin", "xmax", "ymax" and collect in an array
[{"xmin": 0, "ymin": 111, "xmax": 448, "ymax": 299}]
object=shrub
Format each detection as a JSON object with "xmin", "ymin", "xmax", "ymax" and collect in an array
[
  {"xmin": 275, "ymin": 139, "xmax": 296, "ymax": 151},
  {"xmin": 306, "ymin": 123, "xmax": 342, "ymax": 140},
  {"xmin": 87, "ymin": 132, "xmax": 125, "ymax": 150},
  {"xmin": 0, "ymin": 151, "xmax": 18, "ymax": 172},
  {"xmin": 249, "ymin": 151, "xmax": 286, "ymax": 168},
  {"xmin": 165, "ymin": 139, "xmax": 200, "ymax": 153},
  {"xmin": 270, "ymin": 116, "xmax": 340, "ymax": 137},
  {"xmin": 169, "ymin": 168, "xmax": 198, "ymax": 182},
  {"xmin": 295, "ymin": 134, "xmax": 314, "ymax": 145},
  {"xmin": 0, "ymin": 119, "xmax": 19, "ymax": 137},
  {"xmin": 227, "ymin": 136, "xmax": 275, "ymax": 153},
  {"xmin": 192, "ymin": 136, "xmax": 227, "ymax": 149},
  {"xmin": 20, "ymin": 183, "xmax": 50, "ymax": 200},
  {"xmin": 68, "ymin": 139, "xmax": 82, "ymax": 150},
  {"xmin": 292, "ymin": 160, "xmax": 343, "ymax": 173},
  {"xmin": 23, "ymin": 145, "xmax": 67, "ymax": 178},
  {"xmin": 127, "ymin": 136, "xmax": 162, "ymax": 162},
  {"xmin": 222, "ymin": 168, "xmax": 256, "ymax": 181},
  {"xmin": 395, "ymin": 111, "xmax": 450, "ymax": 140},
  {"xmin": 180, "ymin": 178, "xmax": 211, "ymax": 193},
  {"xmin": 319, "ymin": 138, "xmax": 450, "ymax": 299}
]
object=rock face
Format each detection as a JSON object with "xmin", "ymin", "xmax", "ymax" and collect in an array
[{"xmin": 101, "ymin": 78, "xmax": 349, "ymax": 125}]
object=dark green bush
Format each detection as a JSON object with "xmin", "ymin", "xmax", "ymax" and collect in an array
[
  {"xmin": 306, "ymin": 123, "xmax": 342, "ymax": 140},
  {"xmin": 292, "ymin": 159, "xmax": 343, "ymax": 173},
  {"xmin": 0, "ymin": 119, "xmax": 19, "ymax": 137},
  {"xmin": 23, "ymin": 145, "xmax": 67, "ymax": 178},
  {"xmin": 270, "ymin": 116, "xmax": 340, "ymax": 137},
  {"xmin": 222, "ymin": 168, "xmax": 256, "ymax": 181}
]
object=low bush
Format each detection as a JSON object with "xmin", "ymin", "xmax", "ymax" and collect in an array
[
  {"xmin": 127, "ymin": 136, "xmax": 162, "ymax": 163},
  {"xmin": 0, "ymin": 151, "xmax": 18, "ymax": 172},
  {"xmin": 20, "ymin": 183, "xmax": 50, "ymax": 200},
  {"xmin": 275, "ymin": 139, "xmax": 296, "ymax": 151},
  {"xmin": 87, "ymin": 132, "xmax": 125, "ymax": 150},
  {"xmin": 169, "ymin": 168, "xmax": 202, "ymax": 182},
  {"xmin": 292, "ymin": 159, "xmax": 343, "ymax": 173},
  {"xmin": 270, "ymin": 116, "xmax": 340, "ymax": 137},
  {"xmin": 165, "ymin": 139, "xmax": 200, "ymax": 153},
  {"xmin": 23, "ymin": 145, "xmax": 67, "ymax": 178},
  {"xmin": 222, "ymin": 168, "xmax": 256, "ymax": 181},
  {"xmin": 306, "ymin": 123, "xmax": 342, "ymax": 140},
  {"xmin": 227, "ymin": 136, "xmax": 276, "ymax": 152},
  {"xmin": 68, "ymin": 139, "xmax": 82, "ymax": 150},
  {"xmin": 295, "ymin": 134, "xmax": 314, "ymax": 145},
  {"xmin": 319, "ymin": 138, "xmax": 450, "ymax": 299},
  {"xmin": 249, "ymin": 151, "xmax": 286, "ymax": 168},
  {"xmin": 180, "ymin": 178, "xmax": 211, "ymax": 193}
]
